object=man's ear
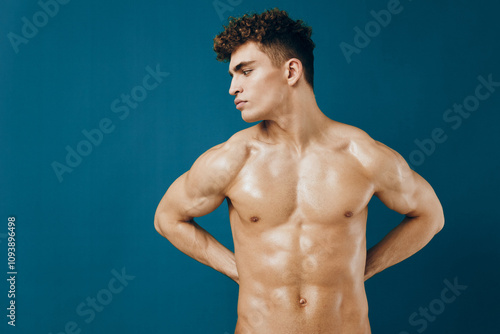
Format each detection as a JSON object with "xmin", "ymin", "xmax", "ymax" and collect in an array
[{"xmin": 285, "ymin": 58, "xmax": 303, "ymax": 86}]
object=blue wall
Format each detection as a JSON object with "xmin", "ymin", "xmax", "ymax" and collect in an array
[{"xmin": 1, "ymin": 0, "xmax": 499, "ymax": 333}]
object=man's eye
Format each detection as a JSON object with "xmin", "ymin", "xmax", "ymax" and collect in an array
[{"xmin": 243, "ymin": 70, "xmax": 252, "ymax": 75}]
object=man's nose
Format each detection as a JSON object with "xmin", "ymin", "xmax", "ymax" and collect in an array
[{"xmin": 229, "ymin": 78, "xmax": 242, "ymax": 96}]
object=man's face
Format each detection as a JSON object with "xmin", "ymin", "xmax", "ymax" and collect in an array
[{"xmin": 228, "ymin": 42, "xmax": 288, "ymax": 123}]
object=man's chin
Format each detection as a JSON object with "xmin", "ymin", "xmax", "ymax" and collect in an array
[{"xmin": 241, "ymin": 112, "xmax": 263, "ymax": 123}]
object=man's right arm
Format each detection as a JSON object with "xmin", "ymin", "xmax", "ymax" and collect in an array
[{"xmin": 154, "ymin": 140, "xmax": 248, "ymax": 284}]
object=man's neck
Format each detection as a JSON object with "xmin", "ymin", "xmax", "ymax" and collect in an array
[{"xmin": 261, "ymin": 90, "xmax": 330, "ymax": 153}]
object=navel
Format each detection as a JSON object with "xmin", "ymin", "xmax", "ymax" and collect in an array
[
  {"xmin": 299, "ymin": 298, "xmax": 307, "ymax": 306},
  {"xmin": 344, "ymin": 211, "xmax": 353, "ymax": 218},
  {"xmin": 250, "ymin": 216, "xmax": 260, "ymax": 223}
]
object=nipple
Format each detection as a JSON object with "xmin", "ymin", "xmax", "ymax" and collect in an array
[
  {"xmin": 344, "ymin": 211, "xmax": 353, "ymax": 218},
  {"xmin": 250, "ymin": 216, "xmax": 260, "ymax": 223}
]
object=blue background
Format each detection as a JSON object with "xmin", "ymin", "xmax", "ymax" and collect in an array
[{"xmin": 1, "ymin": 0, "xmax": 499, "ymax": 333}]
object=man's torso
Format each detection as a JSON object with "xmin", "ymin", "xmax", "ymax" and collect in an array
[{"xmin": 225, "ymin": 121, "xmax": 376, "ymax": 334}]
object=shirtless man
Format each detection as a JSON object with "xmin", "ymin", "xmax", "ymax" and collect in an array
[{"xmin": 154, "ymin": 9, "xmax": 444, "ymax": 334}]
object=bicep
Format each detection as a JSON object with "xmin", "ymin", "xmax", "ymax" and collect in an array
[
  {"xmin": 156, "ymin": 170, "xmax": 227, "ymax": 223},
  {"xmin": 372, "ymin": 143, "xmax": 442, "ymax": 218},
  {"xmin": 375, "ymin": 169, "xmax": 440, "ymax": 218},
  {"xmin": 156, "ymin": 142, "xmax": 245, "ymax": 222}
]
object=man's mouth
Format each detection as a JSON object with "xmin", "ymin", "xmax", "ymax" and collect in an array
[{"xmin": 235, "ymin": 99, "xmax": 247, "ymax": 109}]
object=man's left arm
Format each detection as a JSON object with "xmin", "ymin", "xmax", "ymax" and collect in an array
[{"xmin": 364, "ymin": 141, "xmax": 445, "ymax": 281}]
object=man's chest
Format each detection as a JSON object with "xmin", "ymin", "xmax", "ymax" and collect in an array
[{"xmin": 226, "ymin": 149, "xmax": 374, "ymax": 226}]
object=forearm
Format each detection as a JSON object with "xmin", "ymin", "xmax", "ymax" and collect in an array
[
  {"xmin": 364, "ymin": 214, "xmax": 443, "ymax": 281},
  {"xmin": 156, "ymin": 215, "xmax": 239, "ymax": 284}
]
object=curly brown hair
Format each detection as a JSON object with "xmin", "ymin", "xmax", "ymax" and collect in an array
[{"xmin": 214, "ymin": 8, "xmax": 316, "ymax": 88}]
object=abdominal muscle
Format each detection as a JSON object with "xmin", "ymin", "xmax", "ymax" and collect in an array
[{"xmin": 231, "ymin": 216, "xmax": 371, "ymax": 334}]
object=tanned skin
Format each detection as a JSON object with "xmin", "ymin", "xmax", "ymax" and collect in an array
[{"xmin": 154, "ymin": 41, "xmax": 444, "ymax": 334}]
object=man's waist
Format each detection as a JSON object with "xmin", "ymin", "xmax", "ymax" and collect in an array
[{"xmin": 238, "ymin": 279, "xmax": 367, "ymax": 307}]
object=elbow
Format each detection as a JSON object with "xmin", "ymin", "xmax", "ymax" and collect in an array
[
  {"xmin": 434, "ymin": 207, "xmax": 445, "ymax": 234},
  {"xmin": 154, "ymin": 211, "xmax": 186, "ymax": 240},
  {"xmin": 154, "ymin": 213, "xmax": 163, "ymax": 235},
  {"xmin": 154, "ymin": 212, "xmax": 170, "ymax": 238},
  {"xmin": 434, "ymin": 217, "xmax": 444, "ymax": 234}
]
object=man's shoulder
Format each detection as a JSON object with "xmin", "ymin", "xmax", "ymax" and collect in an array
[
  {"xmin": 329, "ymin": 121, "xmax": 408, "ymax": 174},
  {"xmin": 187, "ymin": 125, "xmax": 257, "ymax": 184},
  {"xmin": 226, "ymin": 123, "xmax": 261, "ymax": 146},
  {"xmin": 204, "ymin": 124, "xmax": 258, "ymax": 160},
  {"xmin": 326, "ymin": 121, "xmax": 376, "ymax": 153},
  {"xmin": 329, "ymin": 121, "xmax": 372, "ymax": 142}
]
